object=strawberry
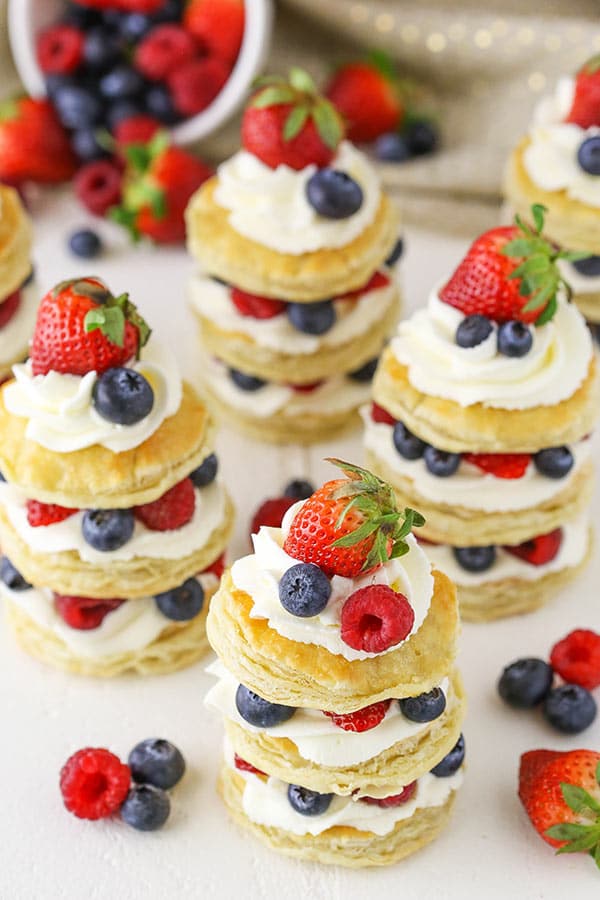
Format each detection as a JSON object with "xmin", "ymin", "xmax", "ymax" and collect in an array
[
  {"xmin": 26, "ymin": 500, "xmax": 78, "ymax": 527},
  {"xmin": 566, "ymin": 55, "xmax": 600, "ymax": 128},
  {"xmin": 462, "ymin": 452, "xmax": 531, "ymax": 479},
  {"xmin": 113, "ymin": 116, "xmax": 162, "ymax": 149},
  {"xmin": 550, "ymin": 630, "xmax": 600, "ymax": 690},
  {"xmin": 283, "ymin": 459, "xmax": 424, "ymax": 578},
  {"xmin": 241, "ymin": 68, "xmax": 344, "ymax": 171},
  {"xmin": 168, "ymin": 57, "xmax": 231, "ymax": 117},
  {"xmin": 183, "ymin": 0, "xmax": 245, "ymax": 64},
  {"xmin": 518, "ymin": 748, "xmax": 600, "ymax": 865},
  {"xmin": 74, "ymin": 0, "xmax": 164, "ymax": 11},
  {"xmin": 361, "ymin": 781, "xmax": 417, "ymax": 808},
  {"xmin": 440, "ymin": 205, "xmax": 580, "ymax": 325},
  {"xmin": 340, "ymin": 584, "xmax": 415, "ymax": 653},
  {"xmin": 230, "ymin": 288, "xmax": 286, "ymax": 319},
  {"xmin": 0, "ymin": 290, "xmax": 21, "ymax": 329},
  {"xmin": 30, "ymin": 277, "xmax": 150, "ymax": 377},
  {"xmin": 134, "ymin": 478, "xmax": 196, "ymax": 531},
  {"xmin": 0, "ymin": 98, "xmax": 76, "ymax": 185},
  {"xmin": 323, "ymin": 699, "xmax": 390, "ymax": 733},
  {"xmin": 325, "ymin": 53, "xmax": 403, "ymax": 143},
  {"xmin": 290, "ymin": 381, "xmax": 323, "ymax": 393},
  {"xmin": 250, "ymin": 496, "xmax": 296, "ymax": 537},
  {"xmin": 135, "ymin": 25, "xmax": 196, "ymax": 81},
  {"xmin": 370, "ymin": 402, "xmax": 397, "ymax": 426},
  {"xmin": 54, "ymin": 595, "xmax": 125, "ymax": 630},
  {"xmin": 37, "ymin": 24, "xmax": 84, "ymax": 75},
  {"xmin": 505, "ymin": 529, "xmax": 563, "ymax": 566},
  {"xmin": 234, "ymin": 754, "xmax": 266, "ymax": 777},
  {"xmin": 341, "ymin": 271, "xmax": 391, "ymax": 302}
]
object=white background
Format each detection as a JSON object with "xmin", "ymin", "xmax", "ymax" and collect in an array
[{"xmin": 2, "ymin": 189, "xmax": 599, "ymax": 899}]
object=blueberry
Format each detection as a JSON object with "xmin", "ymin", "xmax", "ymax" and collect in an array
[
  {"xmin": 62, "ymin": 2, "xmax": 102, "ymax": 28},
  {"xmin": 54, "ymin": 85, "xmax": 104, "ymax": 130},
  {"xmin": 392, "ymin": 422, "xmax": 426, "ymax": 460},
  {"xmin": 453, "ymin": 545, "xmax": 496, "ymax": 572},
  {"xmin": 83, "ymin": 27, "xmax": 123, "ymax": 71},
  {"xmin": 431, "ymin": 734, "xmax": 465, "ymax": 777},
  {"xmin": 385, "ymin": 237, "xmax": 404, "ymax": 267},
  {"xmin": 423, "ymin": 446, "xmax": 461, "ymax": 477},
  {"xmin": 82, "ymin": 508, "xmax": 135, "ymax": 552},
  {"xmin": 405, "ymin": 121, "xmax": 438, "ymax": 156},
  {"xmin": 71, "ymin": 128, "xmax": 110, "ymax": 163},
  {"xmin": 497, "ymin": 658, "xmax": 554, "ymax": 709},
  {"xmin": 103, "ymin": 10, "xmax": 124, "ymax": 30},
  {"xmin": 190, "ymin": 453, "xmax": 218, "ymax": 488},
  {"xmin": 235, "ymin": 685, "xmax": 296, "ymax": 728},
  {"xmin": 68, "ymin": 229, "xmax": 102, "ymax": 260},
  {"xmin": 100, "ymin": 65, "xmax": 145, "ymax": 101},
  {"xmin": 128, "ymin": 738, "xmax": 185, "ymax": 790},
  {"xmin": 543, "ymin": 684, "xmax": 597, "ymax": 734},
  {"xmin": 23, "ymin": 268, "xmax": 34, "ymax": 287},
  {"xmin": 121, "ymin": 784, "xmax": 170, "ymax": 831},
  {"xmin": 287, "ymin": 300, "xmax": 336, "ymax": 335},
  {"xmin": 374, "ymin": 132, "xmax": 410, "ymax": 162},
  {"xmin": 399, "ymin": 688, "xmax": 446, "ymax": 723},
  {"xmin": 287, "ymin": 784, "xmax": 333, "ymax": 816},
  {"xmin": 155, "ymin": 578, "xmax": 204, "ymax": 621},
  {"xmin": 572, "ymin": 254, "xmax": 600, "ymax": 276},
  {"xmin": 144, "ymin": 84, "xmax": 180, "ymax": 124},
  {"xmin": 305, "ymin": 169, "xmax": 363, "ymax": 219},
  {"xmin": 228, "ymin": 369, "xmax": 266, "ymax": 392},
  {"xmin": 455, "ymin": 314, "xmax": 493, "ymax": 348},
  {"xmin": 0, "ymin": 557, "xmax": 31, "ymax": 591},
  {"xmin": 105, "ymin": 101, "xmax": 144, "ymax": 131},
  {"xmin": 45, "ymin": 73, "xmax": 75, "ymax": 101},
  {"xmin": 93, "ymin": 367, "xmax": 154, "ymax": 425},
  {"xmin": 0, "ymin": 470, "xmax": 5, "ymax": 482},
  {"xmin": 533, "ymin": 446, "xmax": 574, "ymax": 479},
  {"xmin": 152, "ymin": 0, "xmax": 184, "ymax": 23},
  {"xmin": 497, "ymin": 321, "xmax": 533, "ymax": 357},
  {"xmin": 278, "ymin": 563, "xmax": 331, "ymax": 618},
  {"xmin": 119, "ymin": 13, "xmax": 153, "ymax": 42},
  {"xmin": 348, "ymin": 357, "xmax": 378, "ymax": 382},
  {"xmin": 577, "ymin": 136, "xmax": 600, "ymax": 175},
  {"xmin": 283, "ymin": 479, "xmax": 314, "ymax": 500}
]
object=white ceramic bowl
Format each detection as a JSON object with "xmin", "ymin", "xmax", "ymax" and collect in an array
[{"xmin": 8, "ymin": 0, "xmax": 273, "ymax": 144}]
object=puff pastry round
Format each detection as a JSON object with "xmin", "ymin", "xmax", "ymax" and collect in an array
[{"xmin": 0, "ymin": 185, "xmax": 33, "ymax": 298}]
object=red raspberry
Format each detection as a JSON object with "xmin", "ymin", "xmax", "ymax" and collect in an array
[
  {"xmin": 370, "ymin": 402, "xmax": 396, "ymax": 426},
  {"xmin": 341, "ymin": 584, "xmax": 415, "ymax": 653},
  {"xmin": 168, "ymin": 57, "xmax": 230, "ymax": 116},
  {"xmin": 113, "ymin": 116, "xmax": 162, "ymax": 148},
  {"xmin": 203, "ymin": 552, "xmax": 226, "ymax": 579},
  {"xmin": 361, "ymin": 781, "xmax": 417, "ymax": 807},
  {"xmin": 291, "ymin": 381, "xmax": 324, "ymax": 393},
  {"xmin": 0, "ymin": 290, "xmax": 21, "ymax": 328},
  {"xmin": 463, "ymin": 452, "xmax": 531, "ymax": 479},
  {"xmin": 60, "ymin": 748, "xmax": 131, "ymax": 820},
  {"xmin": 504, "ymin": 529, "xmax": 563, "ymax": 566},
  {"xmin": 230, "ymin": 287, "xmax": 286, "ymax": 319},
  {"xmin": 37, "ymin": 25, "xmax": 84, "ymax": 75},
  {"xmin": 184, "ymin": 0, "xmax": 245, "ymax": 64},
  {"xmin": 234, "ymin": 754, "xmax": 266, "ymax": 777},
  {"xmin": 134, "ymin": 478, "xmax": 196, "ymax": 531},
  {"xmin": 135, "ymin": 25, "xmax": 196, "ymax": 81},
  {"xmin": 342, "ymin": 271, "xmax": 391, "ymax": 302},
  {"xmin": 250, "ymin": 496, "xmax": 296, "ymax": 536},
  {"xmin": 55, "ymin": 596, "xmax": 125, "ymax": 630},
  {"xmin": 75, "ymin": 160, "xmax": 122, "ymax": 217},
  {"xmin": 323, "ymin": 700, "xmax": 390, "ymax": 732},
  {"xmin": 550, "ymin": 629, "xmax": 600, "ymax": 690},
  {"xmin": 26, "ymin": 500, "xmax": 78, "ymax": 527}
]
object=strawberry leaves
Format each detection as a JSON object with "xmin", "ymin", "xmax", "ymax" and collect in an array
[
  {"xmin": 83, "ymin": 290, "xmax": 151, "ymax": 352},
  {"xmin": 545, "ymin": 761, "xmax": 600, "ymax": 869}
]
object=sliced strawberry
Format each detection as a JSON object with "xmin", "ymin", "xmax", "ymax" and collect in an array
[
  {"xmin": 323, "ymin": 699, "xmax": 390, "ymax": 732},
  {"xmin": 54, "ymin": 595, "xmax": 125, "ymax": 630},
  {"xmin": 550, "ymin": 629, "xmax": 600, "ymax": 690},
  {"xmin": 504, "ymin": 529, "xmax": 563, "ymax": 566},
  {"xmin": 290, "ymin": 381, "xmax": 323, "ymax": 393},
  {"xmin": 463, "ymin": 452, "xmax": 531, "ymax": 479},
  {"xmin": 134, "ymin": 478, "xmax": 196, "ymax": 531},
  {"xmin": 230, "ymin": 287, "xmax": 286, "ymax": 319},
  {"xmin": 370, "ymin": 402, "xmax": 397, "ymax": 426},
  {"xmin": 361, "ymin": 781, "xmax": 417, "ymax": 808},
  {"xmin": 26, "ymin": 500, "xmax": 78, "ymax": 527},
  {"xmin": 0, "ymin": 290, "xmax": 21, "ymax": 329},
  {"xmin": 234, "ymin": 754, "xmax": 266, "ymax": 777},
  {"xmin": 341, "ymin": 271, "xmax": 391, "ymax": 302}
]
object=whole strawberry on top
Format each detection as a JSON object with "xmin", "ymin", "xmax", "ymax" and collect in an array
[
  {"xmin": 565, "ymin": 54, "xmax": 600, "ymax": 128},
  {"xmin": 0, "ymin": 98, "xmax": 76, "ymax": 185}
]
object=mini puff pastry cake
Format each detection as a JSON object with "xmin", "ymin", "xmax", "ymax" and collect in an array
[
  {"xmin": 0, "ymin": 276, "xmax": 233, "ymax": 676},
  {"xmin": 366, "ymin": 207, "xmax": 599, "ymax": 622},
  {"xmin": 206, "ymin": 460, "xmax": 465, "ymax": 868},
  {"xmin": 505, "ymin": 55, "xmax": 600, "ymax": 325},
  {"xmin": 185, "ymin": 69, "xmax": 402, "ymax": 444}
]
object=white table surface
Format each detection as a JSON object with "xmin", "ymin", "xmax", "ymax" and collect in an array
[{"xmin": 2, "ymin": 188, "xmax": 599, "ymax": 900}]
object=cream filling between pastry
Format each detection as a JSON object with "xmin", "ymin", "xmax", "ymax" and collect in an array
[{"xmin": 0, "ymin": 278, "xmax": 38, "ymax": 366}]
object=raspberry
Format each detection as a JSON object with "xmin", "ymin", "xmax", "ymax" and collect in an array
[
  {"xmin": 504, "ymin": 529, "xmax": 563, "ymax": 566},
  {"xmin": 550, "ymin": 629, "xmax": 600, "ymax": 690},
  {"xmin": 250, "ymin": 496, "xmax": 296, "ymax": 536},
  {"xmin": 184, "ymin": 0, "xmax": 245, "ymax": 64},
  {"xmin": 342, "ymin": 271, "xmax": 391, "ymax": 302},
  {"xmin": 361, "ymin": 781, "xmax": 417, "ymax": 807},
  {"xmin": 230, "ymin": 287, "xmax": 286, "ymax": 319},
  {"xmin": 234, "ymin": 754, "xmax": 266, "ymax": 777},
  {"xmin": 341, "ymin": 584, "xmax": 415, "ymax": 653},
  {"xmin": 55, "ymin": 595, "xmax": 125, "ymax": 630},
  {"xmin": 134, "ymin": 478, "xmax": 196, "ymax": 531},
  {"xmin": 75, "ymin": 160, "xmax": 122, "ymax": 217},
  {"xmin": 26, "ymin": 500, "xmax": 78, "ymax": 527},
  {"xmin": 113, "ymin": 116, "xmax": 162, "ymax": 148},
  {"xmin": 323, "ymin": 700, "xmax": 390, "ymax": 732},
  {"xmin": 203, "ymin": 552, "xmax": 225, "ymax": 579},
  {"xmin": 135, "ymin": 25, "xmax": 196, "ymax": 81},
  {"xmin": 463, "ymin": 452, "xmax": 531, "ymax": 479},
  {"xmin": 60, "ymin": 748, "xmax": 131, "ymax": 820},
  {"xmin": 168, "ymin": 57, "xmax": 230, "ymax": 116},
  {"xmin": 37, "ymin": 25, "xmax": 84, "ymax": 75},
  {"xmin": 370, "ymin": 402, "xmax": 396, "ymax": 426},
  {"xmin": 0, "ymin": 290, "xmax": 21, "ymax": 329}
]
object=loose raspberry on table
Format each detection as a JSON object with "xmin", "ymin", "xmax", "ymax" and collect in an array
[
  {"xmin": 60, "ymin": 748, "xmax": 130, "ymax": 820},
  {"xmin": 550, "ymin": 629, "xmax": 600, "ymax": 690}
]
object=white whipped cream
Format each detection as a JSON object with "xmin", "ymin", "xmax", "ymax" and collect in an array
[
  {"xmin": 1, "ymin": 573, "xmax": 217, "ymax": 659},
  {"xmin": 0, "ymin": 278, "xmax": 38, "ymax": 367},
  {"xmin": 207, "ymin": 660, "xmax": 449, "ymax": 768},
  {"xmin": 206, "ymin": 357, "xmax": 371, "ymax": 418},
  {"xmin": 424, "ymin": 512, "xmax": 589, "ymax": 587},
  {"xmin": 0, "ymin": 480, "xmax": 227, "ymax": 564},
  {"xmin": 3, "ymin": 340, "xmax": 183, "ymax": 453},
  {"xmin": 230, "ymin": 500, "xmax": 434, "ymax": 662},
  {"xmin": 213, "ymin": 141, "xmax": 381, "ymax": 254},
  {"xmin": 363, "ymin": 411, "xmax": 590, "ymax": 513},
  {"xmin": 392, "ymin": 288, "xmax": 592, "ymax": 409},
  {"xmin": 558, "ymin": 258, "xmax": 600, "ymax": 295},
  {"xmin": 188, "ymin": 271, "xmax": 395, "ymax": 355},
  {"xmin": 524, "ymin": 76, "xmax": 600, "ymax": 207}
]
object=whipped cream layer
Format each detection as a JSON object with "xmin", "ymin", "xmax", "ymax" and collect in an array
[
  {"xmin": 363, "ymin": 411, "xmax": 590, "ymax": 513},
  {"xmin": 0, "ymin": 480, "xmax": 227, "ymax": 564},
  {"xmin": 1, "ymin": 573, "xmax": 217, "ymax": 659},
  {"xmin": 424, "ymin": 513, "xmax": 588, "ymax": 587},
  {"xmin": 0, "ymin": 279, "xmax": 38, "ymax": 367},
  {"xmin": 207, "ymin": 660, "xmax": 449, "ymax": 767},
  {"xmin": 206, "ymin": 357, "xmax": 371, "ymax": 418},
  {"xmin": 214, "ymin": 141, "xmax": 381, "ymax": 254},
  {"xmin": 392, "ymin": 289, "xmax": 592, "ymax": 409},
  {"xmin": 524, "ymin": 76, "xmax": 600, "ymax": 207},
  {"xmin": 230, "ymin": 500, "xmax": 434, "ymax": 662},
  {"xmin": 189, "ymin": 271, "xmax": 396, "ymax": 355}
]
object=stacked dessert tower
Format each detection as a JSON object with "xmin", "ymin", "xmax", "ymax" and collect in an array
[
  {"xmin": 505, "ymin": 54, "xmax": 600, "ymax": 326},
  {"xmin": 0, "ymin": 185, "xmax": 39, "ymax": 381},
  {"xmin": 0, "ymin": 276, "xmax": 233, "ymax": 675},
  {"xmin": 186, "ymin": 69, "xmax": 402, "ymax": 444},
  {"xmin": 366, "ymin": 207, "xmax": 599, "ymax": 621},
  {"xmin": 206, "ymin": 460, "xmax": 465, "ymax": 867}
]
